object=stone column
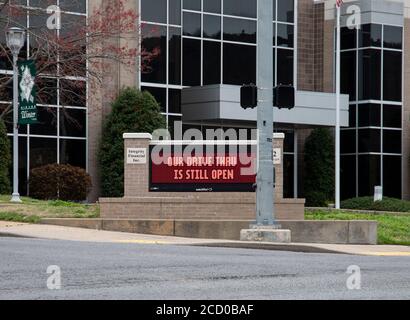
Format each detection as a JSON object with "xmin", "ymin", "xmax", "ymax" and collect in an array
[{"xmin": 123, "ymin": 133, "xmax": 152, "ymax": 197}]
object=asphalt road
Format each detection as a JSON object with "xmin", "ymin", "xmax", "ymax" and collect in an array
[{"xmin": 0, "ymin": 237, "xmax": 409, "ymax": 300}]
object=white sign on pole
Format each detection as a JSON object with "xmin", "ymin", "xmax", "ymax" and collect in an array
[
  {"xmin": 273, "ymin": 148, "xmax": 281, "ymax": 165},
  {"xmin": 127, "ymin": 148, "xmax": 147, "ymax": 164}
]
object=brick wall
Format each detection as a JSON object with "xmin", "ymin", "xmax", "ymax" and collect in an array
[{"xmin": 297, "ymin": 0, "xmax": 325, "ymax": 92}]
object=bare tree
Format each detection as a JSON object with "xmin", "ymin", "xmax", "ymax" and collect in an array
[{"xmin": 0, "ymin": 0, "xmax": 158, "ymax": 126}]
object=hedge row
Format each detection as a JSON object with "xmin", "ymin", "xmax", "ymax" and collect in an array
[{"xmin": 341, "ymin": 197, "xmax": 410, "ymax": 213}]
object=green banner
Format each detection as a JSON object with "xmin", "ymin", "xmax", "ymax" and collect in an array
[{"xmin": 18, "ymin": 60, "xmax": 38, "ymax": 125}]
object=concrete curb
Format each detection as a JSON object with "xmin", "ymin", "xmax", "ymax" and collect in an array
[
  {"xmin": 39, "ymin": 218, "xmax": 378, "ymax": 245},
  {"xmin": 189, "ymin": 242, "xmax": 346, "ymax": 255}
]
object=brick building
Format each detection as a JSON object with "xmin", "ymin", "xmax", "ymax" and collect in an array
[{"xmin": 1, "ymin": 0, "xmax": 407, "ymax": 202}]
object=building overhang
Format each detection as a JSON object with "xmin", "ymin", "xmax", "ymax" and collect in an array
[
  {"xmin": 181, "ymin": 85, "xmax": 350, "ymax": 128},
  {"xmin": 322, "ymin": 0, "xmax": 404, "ymax": 26}
]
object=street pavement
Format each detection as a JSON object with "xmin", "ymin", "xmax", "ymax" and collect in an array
[
  {"xmin": 1, "ymin": 221, "xmax": 410, "ymax": 256},
  {"xmin": 0, "ymin": 236, "xmax": 410, "ymax": 300}
]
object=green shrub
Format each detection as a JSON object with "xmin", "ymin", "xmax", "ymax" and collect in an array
[
  {"xmin": 99, "ymin": 88, "xmax": 166, "ymax": 197},
  {"xmin": 29, "ymin": 164, "xmax": 92, "ymax": 201},
  {"xmin": 342, "ymin": 197, "xmax": 410, "ymax": 213},
  {"xmin": 0, "ymin": 212, "xmax": 40, "ymax": 224},
  {"xmin": 304, "ymin": 128, "xmax": 335, "ymax": 206},
  {"xmin": 0, "ymin": 118, "xmax": 11, "ymax": 194}
]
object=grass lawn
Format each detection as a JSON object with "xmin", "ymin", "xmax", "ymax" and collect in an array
[
  {"xmin": 306, "ymin": 210, "xmax": 410, "ymax": 246},
  {"xmin": 0, "ymin": 195, "xmax": 99, "ymax": 222}
]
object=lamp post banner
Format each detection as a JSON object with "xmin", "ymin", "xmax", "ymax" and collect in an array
[{"xmin": 17, "ymin": 60, "xmax": 38, "ymax": 125}]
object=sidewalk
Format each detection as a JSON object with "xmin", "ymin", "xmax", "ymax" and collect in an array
[{"xmin": 1, "ymin": 221, "xmax": 409, "ymax": 256}]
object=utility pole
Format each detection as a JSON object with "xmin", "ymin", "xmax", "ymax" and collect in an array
[
  {"xmin": 240, "ymin": 1, "xmax": 292, "ymax": 243},
  {"xmin": 255, "ymin": 0, "xmax": 275, "ymax": 226},
  {"xmin": 335, "ymin": 2, "xmax": 342, "ymax": 210}
]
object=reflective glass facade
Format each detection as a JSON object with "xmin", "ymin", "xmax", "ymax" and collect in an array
[
  {"xmin": 0, "ymin": 1, "xmax": 87, "ymax": 195},
  {"xmin": 340, "ymin": 24, "xmax": 403, "ymax": 199},
  {"xmin": 140, "ymin": 0, "xmax": 295, "ymax": 126},
  {"xmin": 140, "ymin": 0, "xmax": 296, "ymax": 198}
]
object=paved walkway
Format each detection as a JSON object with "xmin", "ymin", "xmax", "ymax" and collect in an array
[{"xmin": 1, "ymin": 221, "xmax": 409, "ymax": 256}]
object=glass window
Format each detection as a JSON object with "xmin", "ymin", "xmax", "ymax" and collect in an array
[
  {"xmin": 341, "ymin": 130, "xmax": 356, "ymax": 154},
  {"xmin": 341, "ymin": 51, "xmax": 356, "ymax": 101},
  {"xmin": 358, "ymin": 49, "xmax": 381, "ymax": 101},
  {"xmin": 60, "ymin": 139, "xmax": 86, "ymax": 169},
  {"xmin": 358, "ymin": 129, "xmax": 381, "ymax": 153},
  {"xmin": 349, "ymin": 105, "xmax": 357, "ymax": 128},
  {"xmin": 37, "ymin": 77, "xmax": 58, "ymax": 105},
  {"xmin": 273, "ymin": 23, "xmax": 276, "ymax": 46},
  {"xmin": 223, "ymin": 17, "xmax": 256, "ymax": 44},
  {"xmin": 169, "ymin": 27, "xmax": 182, "ymax": 85},
  {"xmin": 183, "ymin": 0, "xmax": 201, "ymax": 11},
  {"xmin": 273, "ymin": 48, "xmax": 276, "ymax": 85},
  {"xmin": 141, "ymin": 0, "xmax": 167, "ymax": 23},
  {"xmin": 30, "ymin": 137, "xmax": 57, "ymax": 169},
  {"xmin": 283, "ymin": 130, "xmax": 294, "ymax": 153},
  {"xmin": 60, "ymin": 80, "xmax": 86, "ymax": 107},
  {"xmin": 29, "ymin": 0, "xmax": 57, "ymax": 9},
  {"xmin": 203, "ymin": 14, "xmax": 221, "ymax": 39},
  {"xmin": 277, "ymin": 0, "xmax": 294, "ymax": 23},
  {"xmin": 277, "ymin": 49, "xmax": 294, "ymax": 86},
  {"xmin": 223, "ymin": 43, "xmax": 256, "ymax": 85},
  {"xmin": 384, "ymin": 25, "xmax": 402, "ymax": 50},
  {"xmin": 0, "ymin": 76, "xmax": 12, "ymax": 101},
  {"xmin": 358, "ymin": 104, "xmax": 381, "ymax": 127},
  {"xmin": 341, "ymin": 27, "xmax": 356, "ymax": 50},
  {"xmin": 141, "ymin": 86, "xmax": 167, "ymax": 112},
  {"xmin": 0, "ymin": 103, "xmax": 13, "ymax": 133},
  {"xmin": 277, "ymin": 23, "xmax": 294, "ymax": 48},
  {"xmin": 383, "ymin": 51, "xmax": 402, "ymax": 102},
  {"xmin": 183, "ymin": 12, "xmax": 201, "ymax": 37},
  {"xmin": 359, "ymin": 24, "xmax": 382, "ymax": 48},
  {"xmin": 60, "ymin": 14, "xmax": 87, "ymax": 77},
  {"xmin": 383, "ymin": 105, "xmax": 402, "ymax": 128},
  {"xmin": 203, "ymin": 0, "xmax": 221, "ymax": 14},
  {"xmin": 169, "ymin": 0, "xmax": 182, "ymax": 25},
  {"xmin": 141, "ymin": 24, "xmax": 167, "ymax": 84},
  {"xmin": 223, "ymin": 0, "xmax": 257, "ymax": 18},
  {"xmin": 169, "ymin": 89, "xmax": 182, "ymax": 114},
  {"xmin": 383, "ymin": 130, "xmax": 402, "ymax": 154},
  {"xmin": 30, "ymin": 107, "xmax": 57, "ymax": 136},
  {"xmin": 383, "ymin": 155, "xmax": 402, "ymax": 198},
  {"xmin": 59, "ymin": 108, "xmax": 86, "ymax": 138},
  {"xmin": 168, "ymin": 115, "xmax": 183, "ymax": 139},
  {"xmin": 203, "ymin": 41, "xmax": 221, "ymax": 85},
  {"xmin": 183, "ymin": 38, "xmax": 201, "ymax": 86},
  {"xmin": 283, "ymin": 154, "xmax": 294, "ymax": 199},
  {"xmin": 59, "ymin": 0, "xmax": 86, "ymax": 13},
  {"xmin": 358, "ymin": 155, "xmax": 381, "ymax": 197},
  {"xmin": 341, "ymin": 155, "xmax": 356, "ymax": 200}
]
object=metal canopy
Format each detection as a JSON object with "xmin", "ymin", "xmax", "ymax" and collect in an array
[{"xmin": 181, "ymin": 85, "xmax": 350, "ymax": 128}]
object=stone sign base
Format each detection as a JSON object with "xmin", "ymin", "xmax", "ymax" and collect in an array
[
  {"xmin": 240, "ymin": 228, "xmax": 292, "ymax": 243},
  {"xmin": 100, "ymin": 195, "xmax": 305, "ymax": 220},
  {"xmin": 99, "ymin": 133, "xmax": 306, "ymax": 222}
]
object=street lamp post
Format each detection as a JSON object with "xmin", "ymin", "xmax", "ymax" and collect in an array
[{"xmin": 6, "ymin": 27, "xmax": 26, "ymax": 203}]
